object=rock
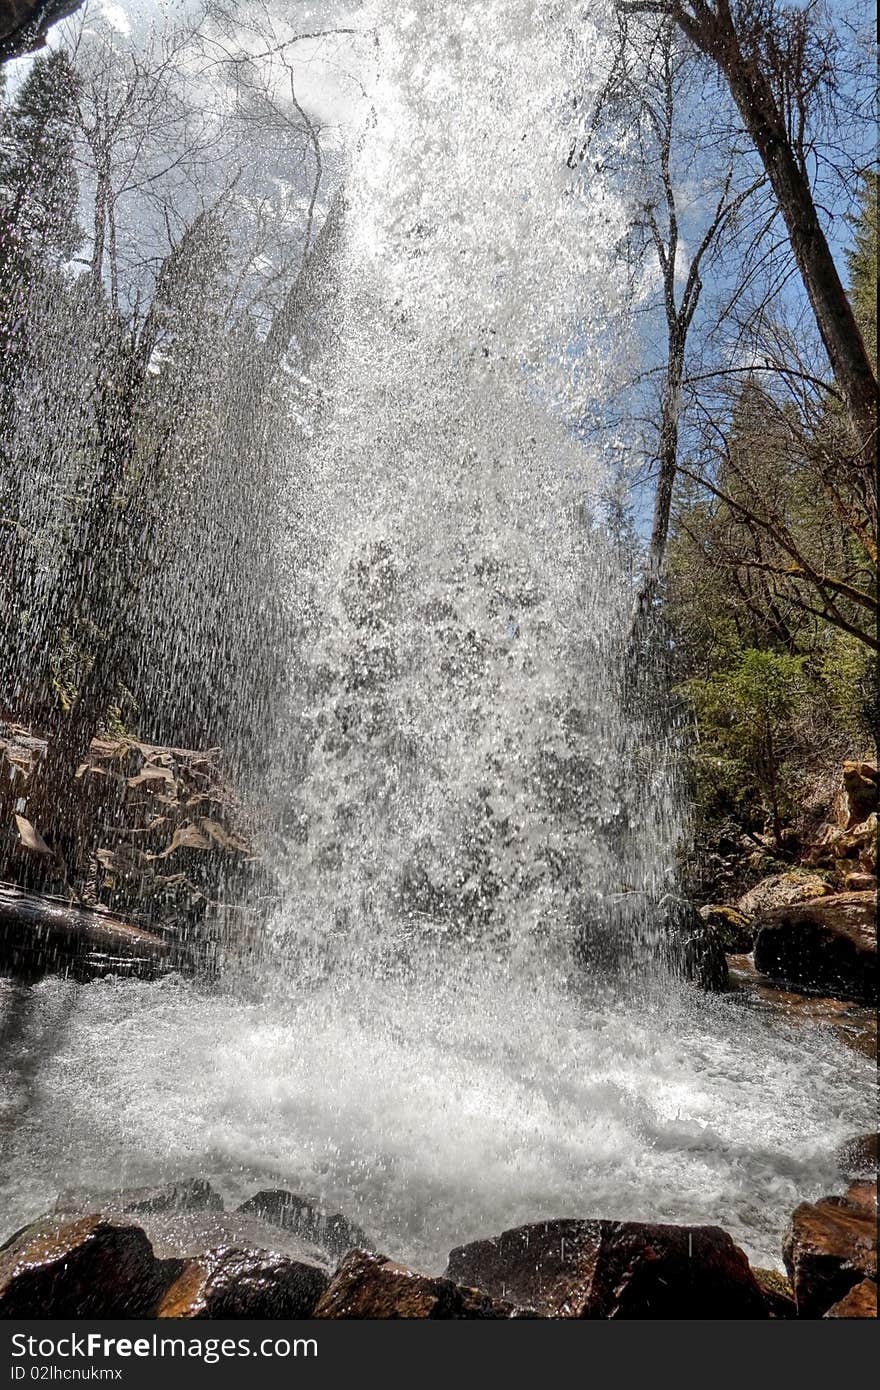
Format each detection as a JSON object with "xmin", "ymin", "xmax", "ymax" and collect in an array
[
  {"xmin": 670, "ymin": 899, "xmax": 728, "ymax": 989},
  {"xmin": 118, "ymin": 1209, "xmax": 333, "ymax": 1276},
  {"xmin": 312, "ymin": 1249, "xmax": 520, "ymax": 1318},
  {"xmin": 752, "ymin": 1266, "xmax": 797, "ymax": 1318},
  {"xmin": 236, "ymin": 1190, "xmax": 371, "ymax": 1264},
  {"xmin": 844, "ymin": 872, "xmax": 877, "ymax": 892},
  {"xmin": 56, "ymin": 1178, "xmax": 223, "ymax": 1217},
  {"xmin": 699, "ymin": 904, "xmax": 755, "ymax": 954},
  {"xmin": 738, "ymin": 872, "xmax": 832, "ymax": 916},
  {"xmin": 807, "ymin": 814, "xmax": 877, "ymax": 879},
  {"xmin": 842, "ymin": 761, "xmax": 878, "ymax": 828},
  {"xmin": 0, "ymin": 1215, "xmax": 177, "ymax": 1317},
  {"xmin": 753, "ymin": 891, "xmax": 877, "ymax": 1004},
  {"xmin": 783, "ymin": 1182, "xmax": 877, "ymax": 1317},
  {"xmin": 824, "ymin": 1278, "xmax": 878, "ymax": 1318},
  {"xmin": 834, "ymin": 1134, "xmax": 878, "ymax": 1180},
  {"xmin": 444, "ymin": 1218, "xmax": 767, "ymax": 1318},
  {"xmin": 156, "ymin": 1247, "xmax": 329, "ymax": 1318}
]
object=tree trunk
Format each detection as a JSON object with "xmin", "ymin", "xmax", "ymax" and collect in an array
[{"xmin": 685, "ymin": 9, "xmax": 878, "ymax": 463}]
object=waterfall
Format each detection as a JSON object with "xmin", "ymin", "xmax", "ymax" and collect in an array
[
  {"xmin": 0, "ymin": 0, "xmax": 873, "ymax": 1279},
  {"xmin": 265, "ymin": 0, "xmax": 681, "ymax": 991}
]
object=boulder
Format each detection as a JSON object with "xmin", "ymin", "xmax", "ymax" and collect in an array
[
  {"xmin": 844, "ymin": 872, "xmax": 877, "ymax": 892},
  {"xmin": 699, "ymin": 904, "xmax": 755, "ymax": 954},
  {"xmin": 236, "ymin": 1190, "xmax": 371, "ymax": 1264},
  {"xmin": 783, "ymin": 1181, "xmax": 877, "ymax": 1318},
  {"xmin": 56, "ymin": 1178, "xmax": 223, "ymax": 1218},
  {"xmin": 753, "ymin": 891, "xmax": 876, "ymax": 1004},
  {"xmin": 0, "ymin": 1215, "xmax": 177, "ymax": 1318},
  {"xmin": 806, "ymin": 814, "xmax": 877, "ymax": 879},
  {"xmin": 156, "ymin": 1247, "xmax": 329, "ymax": 1318},
  {"xmin": 444, "ymin": 1218, "xmax": 767, "ymax": 1318},
  {"xmin": 671, "ymin": 899, "xmax": 728, "ymax": 990},
  {"xmin": 738, "ymin": 872, "xmax": 831, "ymax": 917},
  {"xmin": 752, "ymin": 1267, "xmax": 796, "ymax": 1318},
  {"xmin": 824, "ymin": 1278, "xmax": 878, "ymax": 1318},
  {"xmin": 834, "ymin": 1133, "xmax": 878, "ymax": 1180},
  {"xmin": 312, "ymin": 1249, "xmax": 520, "ymax": 1318},
  {"xmin": 842, "ymin": 762, "xmax": 878, "ymax": 828}
]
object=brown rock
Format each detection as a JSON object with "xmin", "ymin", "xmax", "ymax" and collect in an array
[
  {"xmin": 312, "ymin": 1250, "xmax": 520, "ymax": 1319},
  {"xmin": 699, "ymin": 905, "xmax": 755, "ymax": 954},
  {"xmin": 783, "ymin": 1182, "xmax": 877, "ymax": 1318},
  {"xmin": 752, "ymin": 1267, "xmax": 797, "ymax": 1318},
  {"xmin": 445, "ymin": 1218, "xmax": 767, "ymax": 1319},
  {"xmin": 844, "ymin": 873, "xmax": 877, "ymax": 892},
  {"xmin": 824, "ymin": 1278, "xmax": 878, "ymax": 1318},
  {"xmin": 0, "ymin": 1215, "xmax": 176, "ymax": 1318},
  {"xmin": 753, "ymin": 891, "xmax": 876, "ymax": 1004},
  {"xmin": 235, "ymin": 1190, "xmax": 371, "ymax": 1263},
  {"xmin": 842, "ymin": 762, "xmax": 879, "ymax": 828},
  {"xmin": 156, "ymin": 1246, "xmax": 329, "ymax": 1318},
  {"xmin": 738, "ymin": 872, "xmax": 832, "ymax": 916}
]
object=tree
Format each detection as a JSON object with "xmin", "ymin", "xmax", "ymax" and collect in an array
[
  {"xmin": 0, "ymin": 48, "xmax": 81, "ymax": 264},
  {"xmin": 847, "ymin": 170, "xmax": 877, "ymax": 368},
  {"xmin": 620, "ymin": 0, "xmax": 878, "ymax": 466}
]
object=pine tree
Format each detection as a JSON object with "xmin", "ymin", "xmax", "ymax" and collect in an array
[
  {"xmin": 846, "ymin": 171, "xmax": 878, "ymax": 370},
  {"xmin": 0, "ymin": 49, "xmax": 82, "ymax": 268}
]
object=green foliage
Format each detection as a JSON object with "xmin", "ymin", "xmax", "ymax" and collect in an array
[
  {"xmin": 680, "ymin": 648, "xmax": 808, "ymax": 834},
  {"xmin": 846, "ymin": 170, "xmax": 878, "ymax": 367}
]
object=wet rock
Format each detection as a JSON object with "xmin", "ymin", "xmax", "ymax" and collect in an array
[
  {"xmin": 56, "ymin": 1178, "xmax": 223, "ymax": 1218},
  {"xmin": 737, "ymin": 872, "xmax": 831, "ymax": 916},
  {"xmin": 842, "ymin": 761, "xmax": 878, "ymax": 828},
  {"xmin": 753, "ymin": 891, "xmax": 876, "ymax": 1004},
  {"xmin": 807, "ymin": 813, "xmax": 877, "ymax": 880},
  {"xmin": 0, "ymin": 1215, "xmax": 177, "ymax": 1318},
  {"xmin": 124, "ymin": 1210, "xmax": 333, "ymax": 1274},
  {"xmin": 834, "ymin": 1133, "xmax": 878, "ymax": 1180},
  {"xmin": 752, "ymin": 1267, "xmax": 797, "ymax": 1318},
  {"xmin": 445, "ymin": 1218, "xmax": 767, "ymax": 1318},
  {"xmin": 313, "ymin": 1249, "xmax": 520, "ymax": 1318},
  {"xmin": 671, "ymin": 899, "xmax": 728, "ymax": 990},
  {"xmin": 699, "ymin": 904, "xmax": 755, "ymax": 954},
  {"xmin": 824, "ymin": 1278, "xmax": 878, "ymax": 1318},
  {"xmin": 236, "ymin": 1189, "xmax": 371, "ymax": 1264},
  {"xmin": 156, "ymin": 1247, "xmax": 329, "ymax": 1318},
  {"xmin": 783, "ymin": 1181, "xmax": 877, "ymax": 1318}
]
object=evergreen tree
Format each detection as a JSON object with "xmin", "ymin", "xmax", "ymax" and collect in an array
[
  {"xmin": 847, "ymin": 171, "xmax": 878, "ymax": 369},
  {"xmin": 0, "ymin": 49, "xmax": 82, "ymax": 269}
]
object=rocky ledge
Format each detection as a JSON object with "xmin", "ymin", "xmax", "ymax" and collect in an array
[
  {"xmin": 699, "ymin": 759, "xmax": 878, "ymax": 1008},
  {"xmin": 1, "ymin": 1169, "xmax": 876, "ymax": 1319}
]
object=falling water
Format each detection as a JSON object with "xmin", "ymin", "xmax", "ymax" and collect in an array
[{"xmin": 0, "ymin": 2, "xmax": 874, "ymax": 1274}]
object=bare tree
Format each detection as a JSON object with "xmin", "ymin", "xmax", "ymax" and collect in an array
[{"xmin": 619, "ymin": 0, "xmax": 878, "ymax": 468}]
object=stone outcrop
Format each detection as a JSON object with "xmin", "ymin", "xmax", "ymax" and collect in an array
[
  {"xmin": 841, "ymin": 762, "xmax": 878, "ymax": 828},
  {"xmin": 752, "ymin": 1267, "xmax": 796, "ymax": 1318},
  {"xmin": 824, "ymin": 1278, "xmax": 878, "ymax": 1318},
  {"xmin": 236, "ymin": 1189, "xmax": 371, "ymax": 1264},
  {"xmin": 0, "ymin": 2, "xmax": 82, "ymax": 63},
  {"xmin": 0, "ymin": 1216, "xmax": 177, "ymax": 1318},
  {"xmin": 699, "ymin": 904, "xmax": 755, "ymax": 953},
  {"xmin": 753, "ymin": 891, "xmax": 876, "ymax": 1004},
  {"xmin": 737, "ymin": 872, "xmax": 831, "ymax": 917},
  {"xmin": 312, "ymin": 1250, "xmax": 520, "ymax": 1318},
  {"xmin": 444, "ymin": 1218, "xmax": 767, "ymax": 1318},
  {"xmin": 783, "ymin": 1180, "xmax": 877, "ymax": 1318},
  {"xmin": 156, "ymin": 1247, "xmax": 329, "ymax": 1318}
]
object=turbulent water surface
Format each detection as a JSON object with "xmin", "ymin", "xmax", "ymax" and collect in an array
[{"xmin": 0, "ymin": 970, "xmax": 873, "ymax": 1272}]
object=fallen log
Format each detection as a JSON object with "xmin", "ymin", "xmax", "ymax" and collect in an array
[{"xmin": 0, "ymin": 883, "xmax": 173, "ymax": 980}]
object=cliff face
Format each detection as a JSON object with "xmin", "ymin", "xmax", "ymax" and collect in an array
[{"xmin": 0, "ymin": 1, "xmax": 83, "ymax": 62}]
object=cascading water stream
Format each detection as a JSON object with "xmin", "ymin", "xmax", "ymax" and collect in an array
[{"xmin": 0, "ymin": 2, "xmax": 874, "ymax": 1275}]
